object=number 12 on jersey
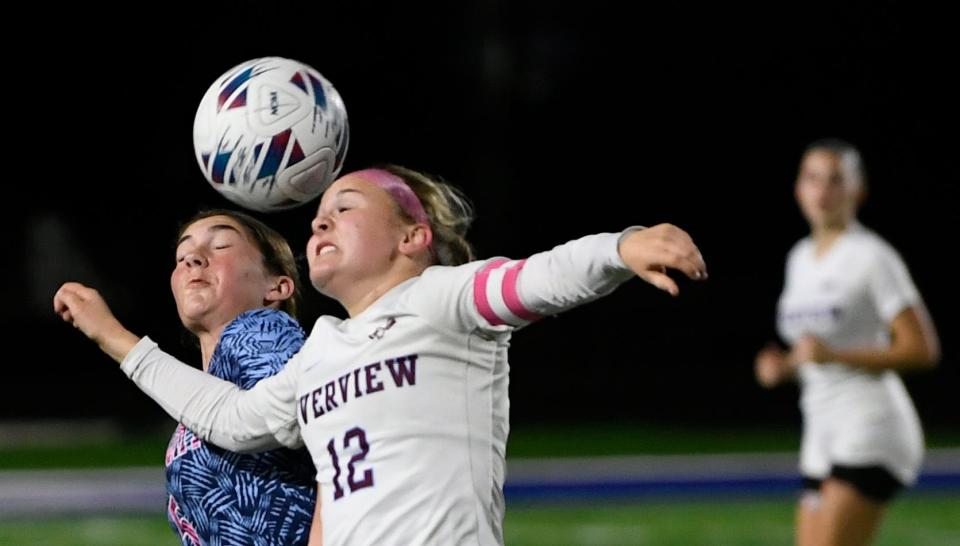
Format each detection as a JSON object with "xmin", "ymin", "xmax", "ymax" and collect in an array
[{"xmin": 327, "ymin": 427, "xmax": 374, "ymax": 500}]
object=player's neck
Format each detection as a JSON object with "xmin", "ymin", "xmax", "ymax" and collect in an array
[
  {"xmin": 341, "ymin": 269, "xmax": 423, "ymax": 318},
  {"xmin": 811, "ymin": 223, "xmax": 848, "ymax": 258},
  {"xmin": 198, "ymin": 328, "xmax": 224, "ymax": 371}
]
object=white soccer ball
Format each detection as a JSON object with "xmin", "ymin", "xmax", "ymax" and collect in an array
[{"xmin": 193, "ymin": 57, "xmax": 349, "ymax": 212}]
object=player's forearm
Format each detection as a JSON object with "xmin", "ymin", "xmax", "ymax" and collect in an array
[
  {"xmin": 778, "ymin": 361, "xmax": 800, "ymax": 383},
  {"xmin": 97, "ymin": 325, "xmax": 141, "ymax": 364},
  {"xmin": 518, "ymin": 232, "xmax": 635, "ymax": 315},
  {"xmin": 121, "ymin": 337, "xmax": 299, "ymax": 451},
  {"xmin": 832, "ymin": 343, "xmax": 938, "ymax": 373}
]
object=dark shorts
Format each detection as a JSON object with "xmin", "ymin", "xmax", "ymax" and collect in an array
[{"xmin": 802, "ymin": 464, "xmax": 905, "ymax": 503}]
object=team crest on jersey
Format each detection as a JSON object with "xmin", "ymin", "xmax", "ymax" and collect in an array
[{"xmin": 368, "ymin": 317, "xmax": 397, "ymax": 340}]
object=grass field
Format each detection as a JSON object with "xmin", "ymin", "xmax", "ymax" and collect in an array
[
  {"xmin": 1, "ymin": 494, "xmax": 957, "ymax": 545},
  {"xmin": 504, "ymin": 495, "xmax": 960, "ymax": 546}
]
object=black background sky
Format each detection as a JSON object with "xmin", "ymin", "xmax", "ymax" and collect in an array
[{"xmin": 3, "ymin": 2, "xmax": 956, "ymax": 432}]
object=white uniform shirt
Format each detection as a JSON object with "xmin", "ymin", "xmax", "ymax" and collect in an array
[
  {"xmin": 122, "ymin": 232, "xmax": 634, "ymax": 545},
  {"xmin": 776, "ymin": 222, "xmax": 925, "ymax": 483}
]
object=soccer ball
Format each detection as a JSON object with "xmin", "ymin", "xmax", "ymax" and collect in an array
[{"xmin": 193, "ymin": 57, "xmax": 349, "ymax": 212}]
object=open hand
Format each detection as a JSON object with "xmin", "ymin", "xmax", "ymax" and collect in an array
[{"xmin": 618, "ymin": 224, "xmax": 707, "ymax": 296}]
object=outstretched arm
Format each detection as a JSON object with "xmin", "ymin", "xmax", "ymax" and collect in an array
[
  {"xmin": 54, "ymin": 282, "xmax": 301, "ymax": 451},
  {"xmin": 121, "ymin": 338, "xmax": 302, "ymax": 451},
  {"xmin": 464, "ymin": 224, "xmax": 707, "ymax": 330}
]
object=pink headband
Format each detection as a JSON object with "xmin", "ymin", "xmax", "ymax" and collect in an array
[{"xmin": 350, "ymin": 168, "xmax": 430, "ymax": 225}]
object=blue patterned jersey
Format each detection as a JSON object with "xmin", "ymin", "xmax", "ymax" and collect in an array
[{"xmin": 165, "ymin": 308, "xmax": 316, "ymax": 546}]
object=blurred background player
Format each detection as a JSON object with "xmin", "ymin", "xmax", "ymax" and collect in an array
[{"xmin": 754, "ymin": 139, "xmax": 941, "ymax": 546}]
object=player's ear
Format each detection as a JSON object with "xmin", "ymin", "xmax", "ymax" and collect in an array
[
  {"xmin": 398, "ymin": 224, "xmax": 433, "ymax": 257},
  {"xmin": 265, "ymin": 275, "xmax": 295, "ymax": 305}
]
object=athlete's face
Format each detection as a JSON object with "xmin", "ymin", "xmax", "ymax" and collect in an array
[
  {"xmin": 795, "ymin": 149, "xmax": 862, "ymax": 230},
  {"xmin": 307, "ymin": 173, "xmax": 409, "ymax": 297},
  {"xmin": 171, "ymin": 215, "xmax": 276, "ymax": 333}
]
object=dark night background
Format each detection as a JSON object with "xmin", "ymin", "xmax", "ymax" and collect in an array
[{"xmin": 2, "ymin": 2, "xmax": 956, "ymax": 436}]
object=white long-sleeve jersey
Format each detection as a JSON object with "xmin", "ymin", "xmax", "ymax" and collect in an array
[{"xmin": 122, "ymin": 231, "xmax": 635, "ymax": 545}]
